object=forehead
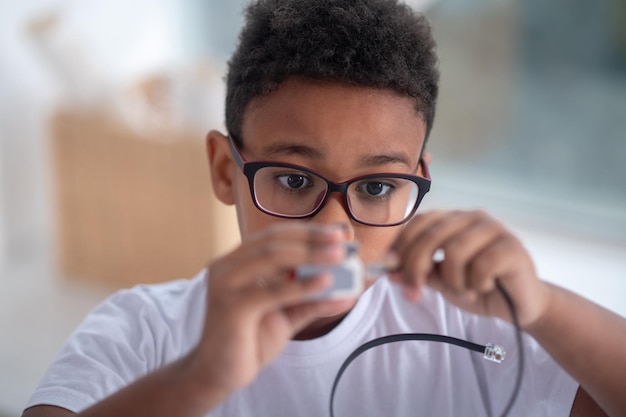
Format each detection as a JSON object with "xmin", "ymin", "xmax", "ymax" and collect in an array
[{"xmin": 240, "ymin": 78, "xmax": 426, "ymax": 170}]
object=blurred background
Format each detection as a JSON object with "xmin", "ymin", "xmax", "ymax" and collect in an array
[{"xmin": 0, "ymin": 0, "xmax": 624, "ymax": 415}]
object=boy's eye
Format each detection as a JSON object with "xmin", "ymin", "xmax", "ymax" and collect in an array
[
  {"xmin": 356, "ymin": 181, "xmax": 394, "ymax": 197},
  {"xmin": 364, "ymin": 182, "xmax": 387, "ymax": 196},
  {"xmin": 276, "ymin": 173, "xmax": 313, "ymax": 190}
]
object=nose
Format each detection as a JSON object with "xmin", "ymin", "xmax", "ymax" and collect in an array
[{"xmin": 312, "ymin": 193, "xmax": 354, "ymax": 239}]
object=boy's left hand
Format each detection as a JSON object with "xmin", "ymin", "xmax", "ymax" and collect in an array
[{"xmin": 389, "ymin": 210, "xmax": 551, "ymax": 329}]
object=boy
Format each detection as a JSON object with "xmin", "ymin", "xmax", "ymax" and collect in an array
[{"xmin": 23, "ymin": 0, "xmax": 626, "ymax": 416}]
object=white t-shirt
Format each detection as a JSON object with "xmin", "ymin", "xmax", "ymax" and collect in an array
[{"xmin": 26, "ymin": 271, "xmax": 578, "ymax": 416}]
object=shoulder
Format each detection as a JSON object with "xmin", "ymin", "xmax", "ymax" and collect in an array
[
  {"xmin": 76, "ymin": 271, "xmax": 204, "ymax": 331},
  {"xmin": 116, "ymin": 270, "xmax": 208, "ymax": 325},
  {"xmin": 51, "ymin": 270, "xmax": 209, "ymax": 376},
  {"xmin": 86, "ymin": 270, "xmax": 207, "ymax": 352},
  {"xmin": 23, "ymin": 271, "xmax": 208, "ymax": 413}
]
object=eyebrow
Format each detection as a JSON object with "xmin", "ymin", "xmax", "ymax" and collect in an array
[
  {"xmin": 261, "ymin": 141, "xmax": 413, "ymax": 169},
  {"xmin": 357, "ymin": 153, "xmax": 412, "ymax": 169},
  {"xmin": 261, "ymin": 142, "xmax": 325, "ymax": 160}
]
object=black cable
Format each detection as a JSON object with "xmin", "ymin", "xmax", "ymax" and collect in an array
[
  {"xmin": 495, "ymin": 281, "xmax": 524, "ymax": 417},
  {"xmin": 329, "ymin": 282, "xmax": 525, "ymax": 417}
]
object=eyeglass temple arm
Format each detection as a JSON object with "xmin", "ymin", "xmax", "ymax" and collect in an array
[
  {"xmin": 419, "ymin": 157, "xmax": 431, "ymax": 180},
  {"xmin": 227, "ymin": 134, "xmax": 246, "ymax": 169}
]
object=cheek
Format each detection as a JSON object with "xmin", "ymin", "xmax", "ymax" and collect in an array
[
  {"xmin": 235, "ymin": 199, "xmax": 277, "ymax": 241},
  {"xmin": 233, "ymin": 178, "xmax": 292, "ymax": 241},
  {"xmin": 233, "ymin": 175, "xmax": 269, "ymax": 239}
]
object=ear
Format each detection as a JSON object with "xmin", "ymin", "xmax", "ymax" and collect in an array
[{"xmin": 206, "ymin": 130, "xmax": 236, "ymax": 205}]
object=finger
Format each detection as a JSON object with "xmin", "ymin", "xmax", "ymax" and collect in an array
[
  {"xmin": 216, "ymin": 239, "xmax": 347, "ymax": 290},
  {"xmin": 396, "ymin": 211, "xmax": 487, "ymax": 295},
  {"xmin": 212, "ymin": 224, "xmax": 347, "ymax": 289},
  {"xmin": 466, "ymin": 235, "xmax": 523, "ymax": 293},
  {"xmin": 436, "ymin": 216, "xmax": 506, "ymax": 293},
  {"xmin": 245, "ymin": 271, "xmax": 336, "ymax": 311},
  {"xmin": 387, "ymin": 211, "xmax": 452, "ymax": 294},
  {"xmin": 249, "ymin": 222, "xmax": 348, "ymax": 247},
  {"xmin": 389, "ymin": 210, "xmax": 449, "ymax": 256},
  {"xmin": 426, "ymin": 272, "xmax": 480, "ymax": 310}
]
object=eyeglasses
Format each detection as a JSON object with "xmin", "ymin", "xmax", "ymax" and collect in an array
[{"xmin": 227, "ymin": 135, "xmax": 431, "ymax": 227}]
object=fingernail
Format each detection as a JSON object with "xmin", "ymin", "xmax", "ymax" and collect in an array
[{"xmin": 287, "ymin": 269, "xmax": 296, "ymax": 281}]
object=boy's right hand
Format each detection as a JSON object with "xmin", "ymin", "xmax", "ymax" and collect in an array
[{"xmin": 182, "ymin": 222, "xmax": 351, "ymax": 404}]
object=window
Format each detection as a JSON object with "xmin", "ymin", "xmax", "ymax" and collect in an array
[{"xmin": 423, "ymin": 0, "xmax": 626, "ymax": 243}]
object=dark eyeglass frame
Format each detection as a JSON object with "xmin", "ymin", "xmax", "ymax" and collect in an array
[{"xmin": 227, "ymin": 134, "xmax": 432, "ymax": 227}]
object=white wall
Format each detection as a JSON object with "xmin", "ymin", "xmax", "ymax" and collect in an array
[
  {"xmin": 0, "ymin": 0, "xmax": 183, "ymax": 268},
  {"xmin": 0, "ymin": 0, "xmax": 60, "ymax": 267}
]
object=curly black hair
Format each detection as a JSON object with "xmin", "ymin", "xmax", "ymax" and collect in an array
[{"xmin": 225, "ymin": 0, "xmax": 439, "ymax": 145}]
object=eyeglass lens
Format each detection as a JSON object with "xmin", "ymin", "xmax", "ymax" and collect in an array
[{"xmin": 252, "ymin": 166, "xmax": 419, "ymax": 225}]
